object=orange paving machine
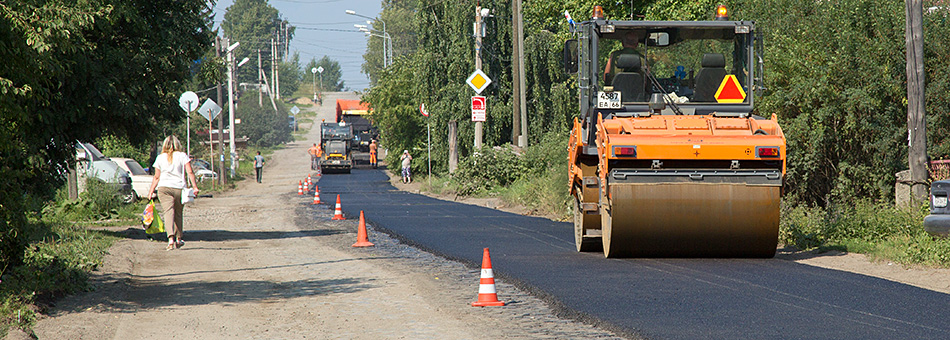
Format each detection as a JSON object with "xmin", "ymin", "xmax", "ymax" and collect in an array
[{"xmin": 564, "ymin": 5, "xmax": 786, "ymax": 257}]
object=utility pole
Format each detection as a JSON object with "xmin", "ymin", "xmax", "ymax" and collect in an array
[
  {"xmin": 512, "ymin": 0, "xmax": 527, "ymax": 147},
  {"xmin": 474, "ymin": 5, "xmax": 483, "ymax": 150},
  {"xmin": 258, "ymin": 49, "xmax": 263, "ymax": 107},
  {"xmin": 268, "ymin": 38, "xmax": 277, "ymax": 101},
  {"xmin": 906, "ymin": 0, "xmax": 927, "ymax": 201},
  {"xmin": 227, "ymin": 41, "xmax": 239, "ymax": 178},
  {"xmin": 275, "ymin": 28, "xmax": 281, "ymax": 100},
  {"xmin": 216, "ymin": 37, "xmax": 226, "ymax": 185}
]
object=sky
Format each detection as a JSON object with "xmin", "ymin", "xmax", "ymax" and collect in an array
[{"xmin": 211, "ymin": 0, "xmax": 384, "ymax": 91}]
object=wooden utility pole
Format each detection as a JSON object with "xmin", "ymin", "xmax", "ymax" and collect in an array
[
  {"xmin": 474, "ymin": 6, "xmax": 483, "ymax": 150},
  {"xmin": 906, "ymin": 0, "xmax": 927, "ymax": 201},
  {"xmin": 448, "ymin": 120, "xmax": 458, "ymax": 173},
  {"xmin": 511, "ymin": 0, "xmax": 522, "ymax": 147},
  {"xmin": 512, "ymin": 0, "xmax": 527, "ymax": 147}
]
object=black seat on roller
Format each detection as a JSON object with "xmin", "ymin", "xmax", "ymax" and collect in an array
[
  {"xmin": 694, "ymin": 53, "xmax": 727, "ymax": 102},
  {"xmin": 611, "ymin": 54, "xmax": 645, "ymax": 103}
]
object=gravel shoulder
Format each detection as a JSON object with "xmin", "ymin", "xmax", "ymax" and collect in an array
[{"xmin": 27, "ymin": 93, "xmax": 625, "ymax": 340}]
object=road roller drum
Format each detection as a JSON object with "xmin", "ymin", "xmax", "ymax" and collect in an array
[{"xmin": 600, "ymin": 183, "xmax": 780, "ymax": 258}]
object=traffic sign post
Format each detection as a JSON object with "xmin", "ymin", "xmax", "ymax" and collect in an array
[
  {"xmin": 179, "ymin": 91, "xmax": 199, "ymax": 155},
  {"xmin": 471, "ymin": 96, "xmax": 486, "ymax": 122},
  {"xmin": 419, "ymin": 103, "xmax": 432, "ymax": 182},
  {"xmin": 197, "ymin": 98, "xmax": 222, "ymax": 188},
  {"xmin": 466, "ymin": 69, "xmax": 492, "ymax": 94},
  {"xmin": 290, "ymin": 106, "xmax": 300, "ymax": 132}
]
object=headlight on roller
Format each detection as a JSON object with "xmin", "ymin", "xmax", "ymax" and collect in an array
[{"xmin": 933, "ymin": 195, "xmax": 948, "ymax": 208}]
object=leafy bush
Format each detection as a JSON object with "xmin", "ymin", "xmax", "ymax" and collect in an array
[
  {"xmin": 780, "ymin": 200, "xmax": 950, "ymax": 267},
  {"xmin": 452, "ymin": 145, "xmax": 529, "ymax": 196},
  {"xmin": 95, "ymin": 135, "xmax": 149, "ymax": 162},
  {"xmin": 46, "ymin": 179, "xmax": 135, "ymax": 221}
]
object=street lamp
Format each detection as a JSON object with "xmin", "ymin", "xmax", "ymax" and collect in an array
[
  {"xmin": 357, "ymin": 25, "xmax": 390, "ymax": 67},
  {"xmin": 346, "ymin": 9, "xmax": 391, "ymax": 67}
]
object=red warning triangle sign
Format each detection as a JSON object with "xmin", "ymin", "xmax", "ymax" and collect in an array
[{"xmin": 715, "ymin": 75, "xmax": 746, "ymax": 103}]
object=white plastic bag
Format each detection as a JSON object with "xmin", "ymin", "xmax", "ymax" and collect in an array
[{"xmin": 181, "ymin": 187, "xmax": 196, "ymax": 204}]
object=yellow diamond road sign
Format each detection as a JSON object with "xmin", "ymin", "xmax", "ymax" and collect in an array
[{"xmin": 466, "ymin": 69, "xmax": 492, "ymax": 94}]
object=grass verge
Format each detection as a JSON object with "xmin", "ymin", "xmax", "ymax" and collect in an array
[
  {"xmin": 781, "ymin": 200, "xmax": 950, "ymax": 267},
  {"xmin": 1, "ymin": 182, "xmax": 129, "ymax": 337}
]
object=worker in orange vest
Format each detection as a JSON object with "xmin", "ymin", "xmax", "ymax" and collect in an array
[
  {"xmin": 369, "ymin": 140, "xmax": 378, "ymax": 169},
  {"xmin": 308, "ymin": 143, "xmax": 323, "ymax": 172}
]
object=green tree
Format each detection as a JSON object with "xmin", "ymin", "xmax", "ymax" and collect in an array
[
  {"xmin": 360, "ymin": 1, "xmax": 418, "ymax": 85},
  {"xmin": 279, "ymin": 52, "xmax": 302, "ymax": 98},
  {"xmin": 306, "ymin": 56, "xmax": 345, "ymax": 91},
  {"xmin": 236, "ymin": 92, "xmax": 292, "ymax": 147},
  {"xmin": 0, "ymin": 0, "xmax": 212, "ymax": 267},
  {"xmin": 221, "ymin": 0, "xmax": 295, "ymax": 84},
  {"xmin": 363, "ymin": 0, "xmax": 644, "ymax": 172}
]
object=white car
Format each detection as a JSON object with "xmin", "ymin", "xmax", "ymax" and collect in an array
[
  {"xmin": 112, "ymin": 157, "xmax": 153, "ymax": 201},
  {"xmin": 191, "ymin": 159, "xmax": 218, "ymax": 182}
]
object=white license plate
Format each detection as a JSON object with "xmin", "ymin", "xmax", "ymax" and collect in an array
[
  {"xmin": 332, "ymin": 160, "xmax": 340, "ymax": 164},
  {"xmin": 935, "ymin": 195, "xmax": 948, "ymax": 208},
  {"xmin": 597, "ymin": 91, "xmax": 622, "ymax": 109}
]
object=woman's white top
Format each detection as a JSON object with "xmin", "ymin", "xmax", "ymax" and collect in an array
[{"xmin": 153, "ymin": 151, "xmax": 190, "ymax": 189}]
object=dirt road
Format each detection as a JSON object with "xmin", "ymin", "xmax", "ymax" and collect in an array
[{"xmin": 29, "ymin": 93, "xmax": 622, "ymax": 340}]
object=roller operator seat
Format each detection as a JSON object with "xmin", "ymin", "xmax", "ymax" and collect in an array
[
  {"xmin": 610, "ymin": 54, "xmax": 646, "ymax": 103},
  {"xmin": 693, "ymin": 53, "xmax": 727, "ymax": 102}
]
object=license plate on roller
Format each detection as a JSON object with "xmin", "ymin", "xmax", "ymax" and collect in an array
[
  {"xmin": 333, "ymin": 160, "xmax": 340, "ymax": 164},
  {"xmin": 598, "ymin": 91, "xmax": 622, "ymax": 109}
]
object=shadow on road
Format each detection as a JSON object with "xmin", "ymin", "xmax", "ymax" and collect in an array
[
  {"xmin": 46, "ymin": 276, "xmax": 377, "ymax": 316},
  {"xmin": 109, "ymin": 228, "xmax": 345, "ymax": 242}
]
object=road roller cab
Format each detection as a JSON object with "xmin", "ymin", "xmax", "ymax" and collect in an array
[{"xmin": 565, "ymin": 6, "xmax": 786, "ymax": 257}]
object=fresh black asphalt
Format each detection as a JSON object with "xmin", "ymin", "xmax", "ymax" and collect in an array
[{"xmin": 314, "ymin": 168, "xmax": 950, "ymax": 340}]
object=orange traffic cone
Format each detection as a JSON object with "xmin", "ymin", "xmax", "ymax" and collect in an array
[
  {"xmin": 312, "ymin": 185, "xmax": 321, "ymax": 205},
  {"xmin": 352, "ymin": 211, "xmax": 374, "ymax": 247},
  {"xmin": 472, "ymin": 248, "xmax": 506, "ymax": 307},
  {"xmin": 297, "ymin": 180, "xmax": 304, "ymax": 195},
  {"xmin": 331, "ymin": 194, "xmax": 345, "ymax": 220}
]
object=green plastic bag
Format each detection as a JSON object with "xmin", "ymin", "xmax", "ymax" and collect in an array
[{"xmin": 142, "ymin": 200, "xmax": 165, "ymax": 234}]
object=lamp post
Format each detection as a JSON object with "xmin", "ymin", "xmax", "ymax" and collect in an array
[
  {"xmin": 347, "ymin": 10, "xmax": 390, "ymax": 67},
  {"xmin": 226, "ymin": 42, "xmax": 239, "ymax": 177},
  {"xmin": 226, "ymin": 40, "xmax": 248, "ymax": 178},
  {"xmin": 357, "ymin": 25, "xmax": 391, "ymax": 67}
]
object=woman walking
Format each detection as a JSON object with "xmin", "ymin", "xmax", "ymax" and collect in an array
[{"xmin": 147, "ymin": 135, "xmax": 200, "ymax": 250}]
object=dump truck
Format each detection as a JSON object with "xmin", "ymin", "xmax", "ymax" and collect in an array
[
  {"xmin": 336, "ymin": 99, "xmax": 377, "ymax": 153},
  {"xmin": 320, "ymin": 121, "xmax": 353, "ymax": 173},
  {"xmin": 565, "ymin": 5, "xmax": 786, "ymax": 257}
]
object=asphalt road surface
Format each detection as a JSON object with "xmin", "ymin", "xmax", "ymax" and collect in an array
[{"xmin": 316, "ymin": 168, "xmax": 950, "ymax": 340}]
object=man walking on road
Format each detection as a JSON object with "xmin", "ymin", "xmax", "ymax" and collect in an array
[
  {"xmin": 369, "ymin": 140, "xmax": 378, "ymax": 168},
  {"xmin": 254, "ymin": 151, "xmax": 265, "ymax": 183}
]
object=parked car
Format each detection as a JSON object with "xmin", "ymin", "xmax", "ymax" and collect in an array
[
  {"xmin": 75, "ymin": 142, "xmax": 134, "ymax": 203},
  {"xmin": 924, "ymin": 180, "xmax": 950, "ymax": 237},
  {"xmin": 191, "ymin": 159, "xmax": 218, "ymax": 182},
  {"xmin": 112, "ymin": 157, "xmax": 153, "ymax": 201}
]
